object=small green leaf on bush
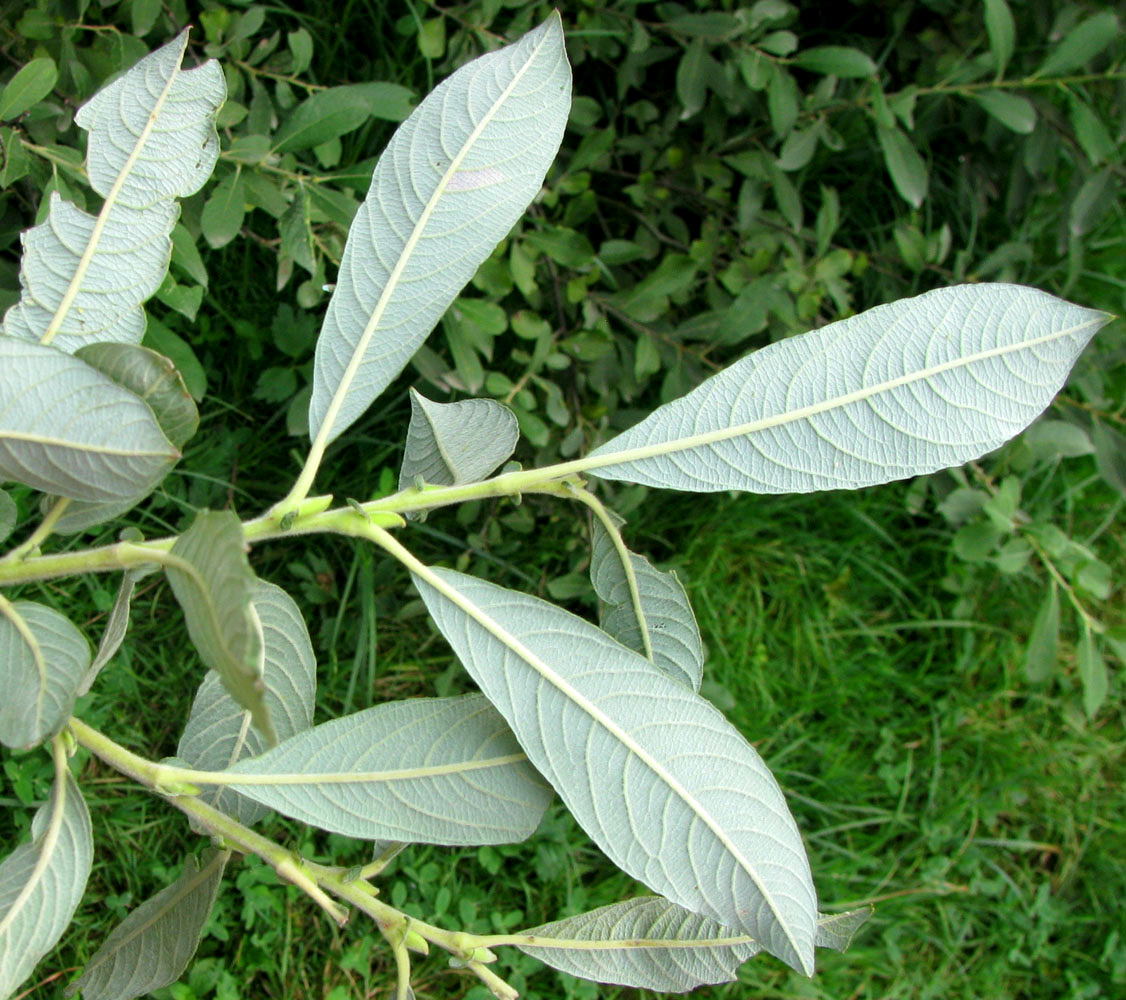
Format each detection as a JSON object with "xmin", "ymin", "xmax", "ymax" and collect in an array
[
  {"xmin": 201, "ymin": 172, "xmax": 247, "ymax": 248},
  {"xmin": 875, "ymin": 124, "xmax": 927, "ymax": 208},
  {"xmin": 0, "ymin": 489, "xmax": 16, "ymax": 546},
  {"xmin": 131, "ymin": 0, "xmax": 162, "ymax": 37},
  {"xmin": 767, "ymin": 68, "xmax": 799, "ymax": 137},
  {"xmin": 1069, "ymin": 97, "xmax": 1116, "ymax": 166},
  {"xmin": 983, "ymin": 0, "xmax": 1016, "ymax": 76},
  {"xmin": 418, "ymin": 18, "xmax": 446, "ymax": 59},
  {"xmin": 1077, "ymin": 627, "xmax": 1108, "ymax": 718},
  {"xmin": 273, "ymin": 85, "xmax": 375, "ymax": 152},
  {"xmin": 1024, "ymin": 419, "xmax": 1093, "ymax": 459},
  {"xmin": 1091, "ymin": 420, "xmax": 1126, "ymax": 497},
  {"xmin": 1034, "ymin": 11, "xmax": 1120, "ymax": 77},
  {"xmin": 1024, "ymin": 586, "xmax": 1059, "ymax": 684},
  {"xmin": 171, "ymin": 224, "xmax": 209, "ymax": 288},
  {"xmin": 793, "ymin": 46, "xmax": 877, "ymax": 78},
  {"xmin": 66, "ymin": 850, "xmax": 227, "ymax": 1000},
  {"xmin": 525, "ymin": 227, "xmax": 595, "ymax": 268},
  {"xmin": 972, "ymin": 90, "xmax": 1036, "ymax": 134},
  {"xmin": 0, "ymin": 57, "xmax": 58, "ymax": 120},
  {"xmin": 144, "ymin": 319, "xmax": 207, "ymax": 401},
  {"xmin": 167, "ymin": 511, "xmax": 274, "ymax": 744},
  {"xmin": 288, "ymin": 28, "xmax": 314, "ymax": 74}
]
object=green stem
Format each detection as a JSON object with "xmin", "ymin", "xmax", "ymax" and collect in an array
[{"xmin": 0, "ymin": 498, "xmax": 72, "ymax": 563}]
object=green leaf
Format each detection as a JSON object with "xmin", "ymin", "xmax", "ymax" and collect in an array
[
  {"xmin": 288, "ymin": 28, "xmax": 314, "ymax": 75},
  {"xmin": 1024, "ymin": 419, "xmax": 1093, "ymax": 459},
  {"xmin": 143, "ymin": 319, "xmax": 207, "ymax": 402},
  {"xmin": 589, "ymin": 513, "xmax": 704, "ymax": 691},
  {"xmin": 166, "ymin": 511, "xmax": 274, "ymax": 744},
  {"xmin": 972, "ymin": 90, "xmax": 1036, "ymax": 134},
  {"xmin": 1069, "ymin": 97, "xmax": 1116, "ymax": 166},
  {"xmin": 983, "ymin": 0, "xmax": 1015, "ymax": 76},
  {"xmin": 767, "ymin": 68, "xmax": 799, "ymax": 137},
  {"xmin": 78, "ymin": 566, "xmax": 154, "ymax": 696},
  {"xmin": 66, "ymin": 850, "xmax": 226, "ymax": 1000},
  {"xmin": 200, "ymin": 172, "xmax": 247, "ymax": 249},
  {"xmin": 518, "ymin": 898, "xmax": 869, "ymax": 990},
  {"xmin": 524, "ymin": 227, "xmax": 595, "ymax": 268},
  {"xmin": 793, "ymin": 46, "xmax": 876, "ymax": 78},
  {"xmin": 0, "ymin": 58, "xmax": 58, "ymax": 120},
  {"xmin": 131, "ymin": 0, "xmax": 163, "ymax": 37},
  {"xmin": 1091, "ymin": 420, "xmax": 1126, "ymax": 497},
  {"xmin": 308, "ymin": 15, "xmax": 570, "ymax": 447},
  {"xmin": 273, "ymin": 85, "xmax": 375, "ymax": 152},
  {"xmin": 0, "ymin": 127, "xmax": 31, "ymax": 187},
  {"xmin": 1034, "ymin": 11, "xmax": 1120, "ymax": 77},
  {"xmin": 177, "ymin": 580, "xmax": 317, "ymax": 826},
  {"xmin": 875, "ymin": 123, "xmax": 927, "ymax": 208},
  {"xmin": 170, "ymin": 223, "xmax": 208, "ymax": 288},
  {"xmin": 1023, "ymin": 584, "xmax": 1059, "ymax": 684},
  {"xmin": 0, "ymin": 338, "xmax": 179, "ymax": 502},
  {"xmin": 2, "ymin": 32, "xmax": 225, "ymax": 353},
  {"xmin": 0, "ymin": 601, "xmax": 89, "ymax": 749},
  {"xmin": 75, "ymin": 343, "xmax": 199, "ymax": 448},
  {"xmin": 399, "ymin": 388, "xmax": 519, "ymax": 490},
  {"xmin": 676, "ymin": 41, "xmax": 709, "ymax": 118},
  {"xmin": 0, "ymin": 489, "xmax": 16, "ymax": 545},
  {"xmin": 280, "ymin": 187, "xmax": 315, "ymax": 273},
  {"xmin": 216, "ymin": 693, "xmax": 552, "ymax": 844},
  {"xmin": 0, "ymin": 766, "xmax": 92, "ymax": 999},
  {"xmin": 414, "ymin": 569, "xmax": 817, "ymax": 975},
  {"xmin": 1077, "ymin": 627, "xmax": 1108, "ymax": 718},
  {"xmin": 418, "ymin": 18, "xmax": 446, "ymax": 59},
  {"xmin": 582, "ymin": 285, "xmax": 1108, "ymax": 494}
]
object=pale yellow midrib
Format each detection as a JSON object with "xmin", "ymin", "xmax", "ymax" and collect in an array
[
  {"xmin": 40, "ymin": 36, "xmax": 187, "ymax": 347},
  {"xmin": 0, "ymin": 429, "xmax": 172, "ymax": 457}
]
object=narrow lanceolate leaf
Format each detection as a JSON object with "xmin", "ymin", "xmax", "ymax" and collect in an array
[
  {"xmin": 66, "ymin": 850, "xmax": 227, "ymax": 1000},
  {"xmin": 583, "ymin": 285, "xmax": 1109, "ymax": 494},
  {"xmin": 0, "ymin": 601, "xmax": 90, "ymax": 750},
  {"xmin": 0, "ymin": 767, "xmax": 93, "ymax": 1000},
  {"xmin": 78, "ymin": 566, "xmax": 155, "ymax": 696},
  {"xmin": 214, "ymin": 693, "xmax": 552, "ymax": 845},
  {"xmin": 0, "ymin": 338, "xmax": 179, "ymax": 503},
  {"xmin": 177, "ymin": 580, "xmax": 316, "ymax": 826},
  {"xmin": 3, "ymin": 31, "xmax": 224, "ymax": 354},
  {"xmin": 308, "ymin": 14, "xmax": 570, "ymax": 446},
  {"xmin": 414, "ymin": 570, "xmax": 818, "ymax": 975},
  {"xmin": 589, "ymin": 513, "xmax": 704, "ymax": 691},
  {"xmin": 1022, "ymin": 583, "xmax": 1059, "ymax": 684},
  {"xmin": 518, "ymin": 898, "xmax": 870, "ymax": 991},
  {"xmin": 398, "ymin": 388, "xmax": 519, "ymax": 489},
  {"xmin": 166, "ymin": 511, "xmax": 274, "ymax": 744}
]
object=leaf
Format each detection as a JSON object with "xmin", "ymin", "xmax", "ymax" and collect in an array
[
  {"xmin": 200, "ymin": 172, "xmax": 247, "ymax": 249},
  {"xmin": 308, "ymin": 15, "xmax": 571, "ymax": 447},
  {"xmin": 1023, "ymin": 584, "xmax": 1059, "ymax": 684},
  {"xmin": 273, "ymin": 85, "xmax": 375, "ymax": 152},
  {"xmin": 143, "ymin": 319, "xmax": 207, "ymax": 401},
  {"xmin": 2, "ymin": 32, "xmax": 225, "ymax": 353},
  {"xmin": 1069, "ymin": 97, "xmax": 1116, "ymax": 166},
  {"xmin": 581, "ymin": 285, "xmax": 1109, "ymax": 494},
  {"xmin": 75, "ymin": 343, "xmax": 199, "ymax": 448},
  {"xmin": 1034, "ymin": 11, "xmax": 1120, "ymax": 77},
  {"xmin": 1024, "ymin": 419, "xmax": 1092, "ymax": 459},
  {"xmin": 66, "ymin": 850, "xmax": 226, "ymax": 1000},
  {"xmin": 413, "ymin": 569, "xmax": 818, "ymax": 975},
  {"xmin": 0, "ymin": 338, "xmax": 179, "ymax": 503},
  {"xmin": 589, "ymin": 513, "xmax": 704, "ymax": 691},
  {"xmin": 983, "ymin": 0, "xmax": 1015, "ymax": 76},
  {"xmin": 0, "ymin": 489, "xmax": 16, "ymax": 545},
  {"xmin": 166, "ymin": 511, "xmax": 274, "ymax": 744},
  {"xmin": 280, "ymin": 187, "xmax": 315, "ymax": 273},
  {"xmin": 215, "ymin": 693, "xmax": 552, "ymax": 845},
  {"xmin": 0, "ymin": 58, "xmax": 58, "ymax": 120},
  {"xmin": 177, "ymin": 580, "xmax": 317, "ymax": 826},
  {"xmin": 1077, "ymin": 628, "xmax": 1108, "ymax": 719},
  {"xmin": 398, "ymin": 389, "xmax": 519, "ymax": 490},
  {"xmin": 972, "ymin": 90, "xmax": 1036, "ymax": 133},
  {"xmin": 875, "ymin": 123, "xmax": 927, "ymax": 208},
  {"xmin": 518, "ymin": 898, "xmax": 870, "ymax": 991},
  {"xmin": 0, "ymin": 767, "xmax": 93, "ymax": 999},
  {"xmin": 78, "ymin": 566, "xmax": 154, "ymax": 696},
  {"xmin": 792, "ymin": 47, "xmax": 877, "ymax": 78},
  {"xmin": 1091, "ymin": 420, "xmax": 1126, "ymax": 497},
  {"xmin": 0, "ymin": 601, "xmax": 90, "ymax": 750}
]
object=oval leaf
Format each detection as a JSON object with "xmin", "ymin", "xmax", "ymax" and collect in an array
[
  {"xmin": 518, "ymin": 898, "xmax": 870, "ymax": 991},
  {"xmin": 66, "ymin": 850, "xmax": 226, "ymax": 1000},
  {"xmin": 581, "ymin": 285, "xmax": 1109, "ymax": 494},
  {"xmin": 972, "ymin": 90, "xmax": 1036, "ymax": 134},
  {"xmin": 413, "ymin": 569, "xmax": 818, "ymax": 975},
  {"xmin": 177, "ymin": 580, "xmax": 317, "ymax": 826},
  {"xmin": 166, "ymin": 511, "xmax": 274, "ymax": 744},
  {"xmin": 0, "ymin": 488, "xmax": 16, "ymax": 545},
  {"xmin": 3, "ymin": 32, "xmax": 225, "ymax": 353},
  {"xmin": 0, "ymin": 767, "xmax": 93, "ymax": 999},
  {"xmin": 0, "ymin": 57, "xmax": 58, "ymax": 120},
  {"xmin": 1022, "ymin": 583, "xmax": 1059, "ymax": 684},
  {"xmin": 217, "ymin": 693, "xmax": 552, "ymax": 845},
  {"xmin": 308, "ymin": 14, "xmax": 571, "ymax": 446},
  {"xmin": 590, "ymin": 513, "xmax": 704, "ymax": 690},
  {"xmin": 398, "ymin": 388, "xmax": 519, "ymax": 490},
  {"xmin": 793, "ymin": 46, "xmax": 877, "ymax": 78},
  {"xmin": 0, "ymin": 601, "xmax": 90, "ymax": 750},
  {"xmin": 0, "ymin": 338, "xmax": 179, "ymax": 502},
  {"xmin": 875, "ymin": 123, "xmax": 927, "ymax": 208}
]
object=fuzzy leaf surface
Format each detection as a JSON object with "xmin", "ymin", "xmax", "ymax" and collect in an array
[
  {"xmin": 584, "ymin": 285, "xmax": 1108, "ymax": 494},
  {"xmin": 519, "ymin": 898, "xmax": 870, "ymax": 991},
  {"xmin": 414, "ymin": 569, "xmax": 817, "ymax": 974},
  {"xmin": 309, "ymin": 14, "xmax": 570, "ymax": 445},
  {"xmin": 166, "ymin": 511, "xmax": 273, "ymax": 744},
  {"xmin": 66, "ymin": 850, "xmax": 226, "ymax": 1000},
  {"xmin": 590, "ymin": 513, "xmax": 704, "ymax": 690},
  {"xmin": 177, "ymin": 580, "xmax": 316, "ymax": 825},
  {"xmin": 0, "ymin": 769, "xmax": 93, "ymax": 1000},
  {"xmin": 217, "ymin": 694, "xmax": 551, "ymax": 844},
  {"xmin": 2, "ymin": 32, "xmax": 224, "ymax": 353},
  {"xmin": 0, "ymin": 601, "xmax": 90, "ymax": 750},
  {"xmin": 398, "ymin": 388, "xmax": 519, "ymax": 489},
  {"xmin": 0, "ymin": 338, "xmax": 178, "ymax": 502}
]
